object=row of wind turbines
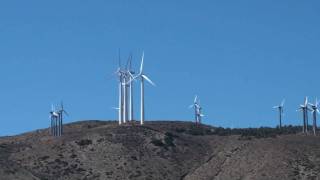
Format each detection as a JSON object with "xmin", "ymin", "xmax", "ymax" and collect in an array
[
  {"xmin": 47, "ymin": 51, "xmax": 319, "ymax": 137},
  {"xmin": 49, "ymin": 102, "xmax": 68, "ymax": 137},
  {"xmin": 114, "ymin": 51, "xmax": 155, "ymax": 125},
  {"xmin": 47, "ymin": 51, "xmax": 319, "ymax": 138},
  {"xmin": 47, "ymin": 51, "xmax": 202, "ymax": 137},
  {"xmin": 273, "ymin": 97, "xmax": 319, "ymax": 136},
  {"xmin": 114, "ymin": 51, "xmax": 204, "ymax": 126}
]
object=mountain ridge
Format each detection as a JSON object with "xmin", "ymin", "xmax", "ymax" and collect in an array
[{"xmin": 0, "ymin": 120, "xmax": 319, "ymax": 180}]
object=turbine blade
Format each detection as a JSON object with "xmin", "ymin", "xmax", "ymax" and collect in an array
[
  {"xmin": 129, "ymin": 53, "xmax": 133, "ymax": 70},
  {"xmin": 125, "ymin": 55, "xmax": 131, "ymax": 70},
  {"xmin": 305, "ymin": 97, "xmax": 308, "ymax": 106},
  {"xmin": 142, "ymin": 74, "xmax": 155, "ymax": 86},
  {"xmin": 63, "ymin": 110, "xmax": 69, "ymax": 116},
  {"xmin": 281, "ymin": 99, "xmax": 285, "ymax": 107},
  {"xmin": 129, "ymin": 72, "xmax": 135, "ymax": 79},
  {"xmin": 139, "ymin": 51, "xmax": 144, "ymax": 74},
  {"xmin": 118, "ymin": 48, "xmax": 121, "ymax": 68},
  {"xmin": 194, "ymin": 95, "xmax": 198, "ymax": 103}
]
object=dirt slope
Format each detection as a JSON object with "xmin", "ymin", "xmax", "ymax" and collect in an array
[{"xmin": 0, "ymin": 120, "xmax": 319, "ymax": 180}]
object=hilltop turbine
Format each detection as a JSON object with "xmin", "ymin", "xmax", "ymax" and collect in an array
[
  {"xmin": 298, "ymin": 97, "xmax": 310, "ymax": 133},
  {"xmin": 309, "ymin": 98, "xmax": 319, "ymax": 136},
  {"xmin": 126, "ymin": 54, "xmax": 135, "ymax": 122},
  {"xmin": 273, "ymin": 99, "xmax": 285, "ymax": 129},
  {"xmin": 57, "ymin": 102, "xmax": 68, "ymax": 136},
  {"xmin": 134, "ymin": 52, "xmax": 155, "ymax": 125},
  {"xmin": 197, "ymin": 99, "xmax": 205, "ymax": 124},
  {"xmin": 189, "ymin": 95, "xmax": 200, "ymax": 123},
  {"xmin": 49, "ymin": 104, "xmax": 59, "ymax": 136},
  {"xmin": 115, "ymin": 51, "xmax": 124, "ymax": 125},
  {"xmin": 189, "ymin": 95, "xmax": 204, "ymax": 124}
]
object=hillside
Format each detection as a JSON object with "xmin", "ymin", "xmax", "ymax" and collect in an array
[{"xmin": 0, "ymin": 121, "xmax": 320, "ymax": 180}]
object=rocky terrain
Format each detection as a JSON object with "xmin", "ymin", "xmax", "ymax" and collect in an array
[{"xmin": 0, "ymin": 120, "xmax": 320, "ymax": 180}]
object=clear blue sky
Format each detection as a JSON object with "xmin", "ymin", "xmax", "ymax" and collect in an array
[{"xmin": 0, "ymin": 1, "xmax": 320, "ymax": 136}]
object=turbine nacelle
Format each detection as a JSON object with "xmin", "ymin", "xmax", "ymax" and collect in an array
[{"xmin": 309, "ymin": 98, "xmax": 320, "ymax": 114}]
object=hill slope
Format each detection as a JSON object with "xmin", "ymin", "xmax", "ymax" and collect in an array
[{"xmin": 0, "ymin": 121, "xmax": 320, "ymax": 180}]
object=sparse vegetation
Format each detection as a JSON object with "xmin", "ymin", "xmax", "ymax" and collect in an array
[
  {"xmin": 175, "ymin": 125, "xmax": 303, "ymax": 139},
  {"xmin": 151, "ymin": 132, "xmax": 176, "ymax": 149},
  {"xmin": 151, "ymin": 138, "xmax": 165, "ymax": 147},
  {"xmin": 164, "ymin": 132, "xmax": 175, "ymax": 147},
  {"xmin": 75, "ymin": 139, "xmax": 92, "ymax": 146},
  {"xmin": 0, "ymin": 121, "xmax": 318, "ymax": 180}
]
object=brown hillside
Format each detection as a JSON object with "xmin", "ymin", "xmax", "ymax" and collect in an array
[{"xmin": 0, "ymin": 121, "xmax": 319, "ymax": 180}]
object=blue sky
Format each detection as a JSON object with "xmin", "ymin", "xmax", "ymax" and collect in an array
[{"xmin": 0, "ymin": 1, "xmax": 320, "ymax": 135}]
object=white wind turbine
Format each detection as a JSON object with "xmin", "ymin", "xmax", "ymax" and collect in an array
[
  {"xmin": 309, "ymin": 98, "xmax": 319, "ymax": 136},
  {"xmin": 57, "ymin": 102, "xmax": 68, "ymax": 137},
  {"xmin": 49, "ymin": 104, "xmax": 59, "ymax": 136},
  {"xmin": 197, "ymin": 99, "xmax": 205, "ymax": 124},
  {"xmin": 189, "ymin": 95, "xmax": 204, "ymax": 124},
  {"xmin": 126, "ymin": 55, "xmax": 135, "ymax": 121},
  {"xmin": 298, "ymin": 97, "xmax": 310, "ymax": 133},
  {"xmin": 189, "ymin": 95, "xmax": 200, "ymax": 123},
  {"xmin": 115, "ymin": 51, "xmax": 124, "ymax": 125},
  {"xmin": 134, "ymin": 52, "xmax": 155, "ymax": 125},
  {"xmin": 273, "ymin": 99, "xmax": 285, "ymax": 129}
]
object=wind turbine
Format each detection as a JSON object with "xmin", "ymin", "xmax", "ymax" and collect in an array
[
  {"xmin": 57, "ymin": 102, "xmax": 68, "ymax": 136},
  {"xmin": 273, "ymin": 99, "xmax": 285, "ymax": 129},
  {"xmin": 298, "ymin": 97, "xmax": 310, "ymax": 133},
  {"xmin": 123, "ymin": 54, "xmax": 135, "ymax": 122},
  {"xmin": 309, "ymin": 98, "xmax": 319, "ymax": 136},
  {"xmin": 189, "ymin": 95, "xmax": 200, "ymax": 123},
  {"xmin": 49, "ymin": 104, "xmax": 59, "ymax": 136},
  {"xmin": 127, "ymin": 54, "xmax": 135, "ymax": 122},
  {"xmin": 134, "ymin": 52, "xmax": 155, "ymax": 125},
  {"xmin": 197, "ymin": 99, "xmax": 205, "ymax": 124},
  {"xmin": 115, "ymin": 50, "xmax": 124, "ymax": 125}
]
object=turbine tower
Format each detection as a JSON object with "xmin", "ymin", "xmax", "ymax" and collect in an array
[
  {"xmin": 298, "ymin": 97, "xmax": 310, "ymax": 133},
  {"xmin": 57, "ymin": 102, "xmax": 68, "ymax": 136},
  {"xmin": 273, "ymin": 99, "xmax": 285, "ymax": 129},
  {"xmin": 189, "ymin": 95, "xmax": 204, "ymax": 124},
  {"xmin": 197, "ymin": 99, "xmax": 205, "ymax": 124},
  {"xmin": 127, "ymin": 55, "xmax": 135, "ymax": 121},
  {"xmin": 115, "ymin": 51, "xmax": 124, "ymax": 125},
  {"xmin": 309, "ymin": 98, "xmax": 319, "ymax": 136},
  {"xmin": 49, "ymin": 104, "xmax": 59, "ymax": 136},
  {"xmin": 123, "ymin": 55, "xmax": 135, "ymax": 122},
  {"xmin": 122, "ymin": 71, "xmax": 128, "ymax": 124},
  {"xmin": 189, "ymin": 95, "xmax": 200, "ymax": 123},
  {"xmin": 135, "ymin": 52, "xmax": 155, "ymax": 125}
]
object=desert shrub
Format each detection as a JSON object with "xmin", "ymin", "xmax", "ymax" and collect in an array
[
  {"xmin": 76, "ymin": 139, "xmax": 92, "ymax": 146},
  {"xmin": 186, "ymin": 126, "xmax": 206, "ymax": 136},
  {"xmin": 151, "ymin": 139, "xmax": 165, "ymax": 147},
  {"xmin": 175, "ymin": 128, "xmax": 186, "ymax": 133},
  {"xmin": 164, "ymin": 135, "xmax": 175, "ymax": 147},
  {"xmin": 206, "ymin": 125, "xmax": 302, "ymax": 139},
  {"xmin": 151, "ymin": 132, "xmax": 176, "ymax": 148}
]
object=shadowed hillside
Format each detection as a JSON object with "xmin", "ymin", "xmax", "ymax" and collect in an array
[{"xmin": 0, "ymin": 120, "xmax": 319, "ymax": 180}]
